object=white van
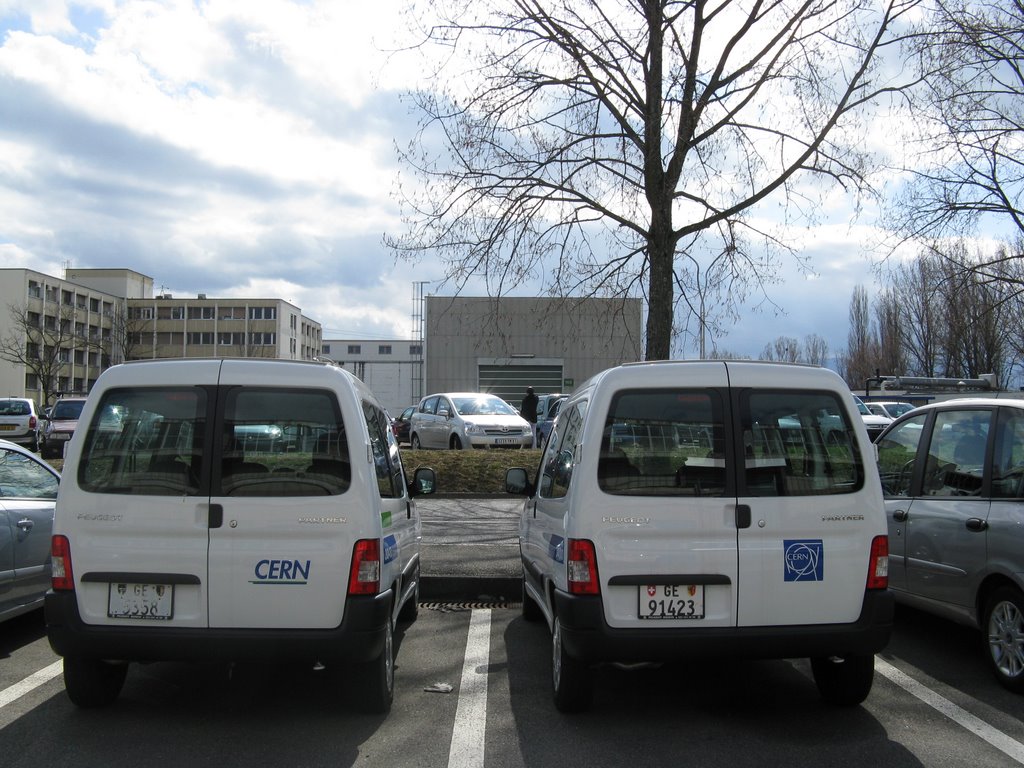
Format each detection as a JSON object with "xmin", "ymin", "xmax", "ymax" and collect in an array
[
  {"xmin": 506, "ymin": 361, "xmax": 892, "ymax": 711},
  {"xmin": 45, "ymin": 359, "xmax": 435, "ymax": 713}
]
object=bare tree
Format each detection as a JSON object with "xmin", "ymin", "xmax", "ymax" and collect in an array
[
  {"xmin": 0, "ymin": 303, "xmax": 79, "ymax": 406},
  {"xmin": 390, "ymin": 0, "xmax": 923, "ymax": 360},
  {"xmin": 760, "ymin": 337, "xmax": 801, "ymax": 363},
  {"xmin": 894, "ymin": 0, "xmax": 1023, "ymax": 243},
  {"xmin": 837, "ymin": 285, "xmax": 879, "ymax": 387},
  {"xmin": 803, "ymin": 334, "xmax": 830, "ymax": 367}
]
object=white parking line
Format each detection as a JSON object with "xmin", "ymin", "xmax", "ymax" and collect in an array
[
  {"xmin": 875, "ymin": 657, "xmax": 1024, "ymax": 764},
  {"xmin": 448, "ymin": 608, "xmax": 491, "ymax": 768},
  {"xmin": 0, "ymin": 660, "xmax": 63, "ymax": 709}
]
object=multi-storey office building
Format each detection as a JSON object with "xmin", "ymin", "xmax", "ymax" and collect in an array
[{"xmin": 0, "ymin": 267, "xmax": 322, "ymax": 406}]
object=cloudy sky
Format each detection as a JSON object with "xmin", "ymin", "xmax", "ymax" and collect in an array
[{"xmin": 0, "ymin": 0, "xmax": 907, "ymax": 360}]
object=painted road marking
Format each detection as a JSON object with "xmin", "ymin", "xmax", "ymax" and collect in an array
[
  {"xmin": 876, "ymin": 657, "xmax": 1024, "ymax": 764},
  {"xmin": 0, "ymin": 660, "xmax": 62, "ymax": 710},
  {"xmin": 448, "ymin": 608, "xmax": 491, "ymax": 768}
]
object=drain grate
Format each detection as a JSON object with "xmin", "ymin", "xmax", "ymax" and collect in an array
[{"xmin": 421, "ymin": 601, "xmax": 520, "ymax": 612}]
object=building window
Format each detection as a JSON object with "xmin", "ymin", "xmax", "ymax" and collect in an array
[
  {"xmin": 187, "ymin": 332, "xmax": 215, "ymax": 345},
  {"xmin": 409, "ymin": 344, "xmax": 422, "ymax": 355},
  {"xmin": 348, "ymin": 344, "xmax": 361, "ymax": 355},
  {"xmin": 249, "ymin": 306, "xmax": 277, "ymax": 320},
  {"xmin": 322, "ymin": 344, "xmax": 331, "ymax": 354},
  {"xmin": 131, "ymin": 307, "xmax": 153, "ymax": 320},
  {"xmin": 249, "ymin": 332, "xmax": 276, "ymax": 345},
  {"xmin": 90, "ymin": 298, "xmax": 100, "ymax": 312},
  {"xmin": 28, "ymin": 281, "xmax": 41, "ymax": 298},
  {"xmin": 378, "ymin": 345, "xmax": 392, "ymax": 355}
]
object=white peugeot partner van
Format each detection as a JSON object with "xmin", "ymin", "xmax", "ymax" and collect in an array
[
  {"xmin": 46, "ymin": 359, "xmax": 435, "ymax": 713},
  {"xmin": 506, "ymin": 361, "xmax": 892, "ymax": 711}
]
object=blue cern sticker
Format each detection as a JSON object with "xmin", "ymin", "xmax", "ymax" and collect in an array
[
  {"xmin": 784, "ymin": 539, "xmax": 824, "ymax": 582},
  {"xmin": 382, "ymin": 535, "xmax": 399, "ymax": 564},
  {"xmin": 548, "ymin": 535, "xmax": 565, "ymax": 564}
]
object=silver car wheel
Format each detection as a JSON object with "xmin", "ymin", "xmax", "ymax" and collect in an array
[{"xmin": 988, "ymin": 595, "xmax": 1024, "ymax": 682}]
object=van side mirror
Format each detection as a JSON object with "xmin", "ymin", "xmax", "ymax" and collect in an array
[
  {"xmin": 505, "ymin": 467, "xmax": 534, "ymax": 496},
  {"xmin": 409, "ymin": 466, "xmax": 437, "ymax": 497}
]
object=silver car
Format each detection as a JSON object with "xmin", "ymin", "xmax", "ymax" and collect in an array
[
  {"xmin": 410, "ymin": 392, "xmax": 532, "ymax": 450},
  {"xmin": 0, "ymin": 438, "xmax": 60, "ymax": 623},
  {"xmin": 876, "ymin": 398, "xmax": 1024, "ymax": 692}
]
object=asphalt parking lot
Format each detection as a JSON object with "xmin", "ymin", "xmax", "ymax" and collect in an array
[{"xmin": 418, "ymin": 495, "xmax": 522, "ymax": 602}]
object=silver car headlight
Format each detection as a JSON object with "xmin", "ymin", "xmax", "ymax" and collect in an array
[{"xmin": 464, "ymin": 423, "xmax": 484, "ymax": 435}]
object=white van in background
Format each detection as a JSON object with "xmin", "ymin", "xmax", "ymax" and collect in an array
[
  {"xmin": 46, "ymin": 358, "xmax": 435, "ymax": 713},
  {"xmin": 507, "ymin": 361, "xmax": 892, "ymax": 711}
]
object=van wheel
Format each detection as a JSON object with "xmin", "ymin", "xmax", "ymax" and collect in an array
[
  {"xmin": 521, "ymin": 576, "xmax": 542, "ymax": 622},
  {"xmin": 983, "ymin": 585, "xmax": 1024, "ymax": 692},
  {"xmin": 450, "ymin": 435, "xmax": 462, "ymax": 450},
  {"xmin": 63, "ymin": 658, "xmax": 129, "ymax": 708},
  {"xmin": 353, "ymin": 612, "xmax": 395, "ymax": 714},
  {"xmin": 410, "ymin": 434, "xmax": 421, "ymax": 450},
  {"xmin": 552, "ymin": 619, "xmax": 591, "ymax": 712},
  {"xmin": 810, "ymin": 654, "xmax": 874, "ymax": 706}
]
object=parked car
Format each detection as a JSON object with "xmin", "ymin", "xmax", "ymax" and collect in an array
[
  {"xmin": 535, "ymin": 394, "xmax": 566, "ymax": 446},
  {"xmin": 41, "ymin": 396, "xmax": 88, "ymax": 459},
  {"xmin": 866, "ymin": 401, "xmax": 916, "ymax": 420},
  {"xmin": 854, "ymin": 395, "xmax": 891, "ymax": 442},
  {"xmin": 392, "ymin": 405, "xmax": 415, "ymax": 446},
  {"xmin": 506, "ymin": 361, "xmax": 892, "ymax": 711},
  {"xmin": 46, "ymin": 358, "xmax": 436, "ymax": 711},
  {"xmin": 0, "ymin": 397, "xmax": 42, "ymax": 452},
  {"xmin": 875, "ymin": 398, "xmax": 1024, "ymax": 692},
  {"xmin": 410, "ymin": 393, "xmax": 532, "ymax": 450},
  {"xmin": 0, "ymin": 438, "xmax": 60, "ymax": 623}
]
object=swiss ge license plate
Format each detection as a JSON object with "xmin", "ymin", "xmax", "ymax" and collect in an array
[
  {"xmin": 639, "ymin": 584, "xmax": 704, "ymax": 620},
  {"xmin": 108, "ymin": 583, "xmax": 174, "ymax": 620}
]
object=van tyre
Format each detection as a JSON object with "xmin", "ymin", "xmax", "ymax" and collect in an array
[
  {"xmin": 552, "ymin": 619, "xmax": 591, "ymax": 712},
  {"xmin": 63, "ymin": 658, "xmax": 129, "ymax": 708},
  {"xmin": 450, "ymin": 435, "xmax": 462, "ymax": 450},
  {"xmin": 353, "ymin": 611, "xmax": 395, "ymax": 714},
  {"xmin": 983, "ymin": 585, "xmax": 1024, "ymax": 692},
  {"xmin": 810, "ymin": 654, "xmax": 874, "ymax": 706},
  {"xmin": 410, "ymin": 434, "xmax": 421, "ymax": 450}
]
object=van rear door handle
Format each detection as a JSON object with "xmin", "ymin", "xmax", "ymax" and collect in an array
[
  {"xmin": 209, "ymin": 504, "xmax": 224, "ymax": 529},
  {"xmin": 892, "ymin": 509, "xmax": 909, "ymax": 522},
  {"xmin": 736, "ymin": 504, "xmax": 751, "ymax": 529},
  {"xmin": 965, "ymin": 518, "xmax": 988, "ymax": 532}
]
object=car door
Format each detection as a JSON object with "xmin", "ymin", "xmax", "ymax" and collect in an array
[
  {"xmin": 0, "ymin": 447, "xmax": 59, "ymax": 609},
  {"xmin": 730, "ymin": 364, "xmax": 878, "ymax": 627},
  {"xmin": 876, "ymin": 411, "xmax": 931, "ymax": 593},
  {"xmin": 417, "ymin": 396, "xmax": 441, "ymax": 448},
  {"xmin": 902, "ymin": 406, "xmax": 992, "ymax": 610},
  {"xmin": 207, "ymin": 361, "xmax": 363, "ymax": 630}
]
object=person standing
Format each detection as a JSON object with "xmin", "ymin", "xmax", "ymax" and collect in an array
[{"xmin": 521, "ymin": 386, "xmax": 539, "ymax": 447}]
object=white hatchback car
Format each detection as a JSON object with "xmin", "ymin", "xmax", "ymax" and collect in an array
[
  {"xmin": 507, "ymin": 361, "xmax": 893, "ymax": 711},
  {"xmin": 409, "ymin": 392, "xmax": 532, "ymax": 450},
  {"xmin": 45, "ymin": 358, "xmax": 435, "ymax": 712}
]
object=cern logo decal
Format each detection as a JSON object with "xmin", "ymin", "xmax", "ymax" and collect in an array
[{"xmin": 784, "ymin": 539, "xmax": 824, "ymax": 582}]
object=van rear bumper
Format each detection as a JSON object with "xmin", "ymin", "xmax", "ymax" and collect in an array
[
  {"xmin": 553, "ymin": 589, "xmax": 894, "ymax": 663},
  {"xmin": 44, "ymin": 589, "xmax": 392, "ymax": 665}
]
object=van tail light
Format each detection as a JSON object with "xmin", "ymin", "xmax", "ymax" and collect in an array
[
  {"xmin": 866, "ymin": 535, "xmax": 888, "ymax": 590},
  {"xmin": 348, "ymin": 539, "xmax": 380, "ymax": 595},
  {"xmin": 29, "ymin": 415, "xmax": 37, "ymax": 429},
  {"xmin": 51, "ymin": 535, "xmax": 74, "ymax": 591},
  {"xmin": 567, "ymin": 539, "xmax": 600, "ymax": 595}
]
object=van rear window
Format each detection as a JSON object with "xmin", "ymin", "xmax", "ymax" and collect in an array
[
  {"xmin": 79, "ymin": 388, "xmax": 207, "ymax": 496},
  {"xmin": 599, "ymin": 390, "xmax": 726, "ymax": 496},
  {"xmin": 598, "ymin": 389, "xmax": 864, "ymax": 497}
]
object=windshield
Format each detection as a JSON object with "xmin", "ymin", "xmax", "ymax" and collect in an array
[
  {"xmin": 853, "ymin": 396, "xmax": 871, "ymax": 416},
  {"xmin": 451, "ymin": 396, "xmax": 517, "ymax": 416}
]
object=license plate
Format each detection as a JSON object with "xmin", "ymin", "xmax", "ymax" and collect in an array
[
  {"xmin": 108, "ymin": 583, "xmax": 174, "ymax": 620},
  {"xmin": 638, "ymin": 584, "xmax": 704, "ymax": 620},
  {"xmin": 494, "ymin": 437, "xmax": 519, "ymax": 444},
  {"xmin": 0, "ymin": 424, "xmax": 14, "ymax": 431}
]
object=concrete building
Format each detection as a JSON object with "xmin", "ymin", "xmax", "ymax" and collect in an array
[
  {"xmin": 425, "ymin": 296, "xmax": 643, "ymax": 407},
  {"xmin": 319, "ymin": 338, "xmax": 424, "ymax": 416},
  {"xmin": 0, "ymin": 267, "xmax": 322, "ymax": 406}
]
